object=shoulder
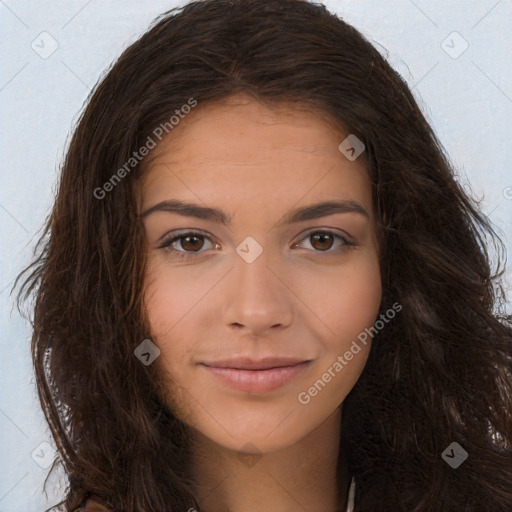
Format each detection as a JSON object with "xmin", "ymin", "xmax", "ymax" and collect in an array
[{"xmin": 73, "ymin": 494, "xmax": 114, "ymax": 511}]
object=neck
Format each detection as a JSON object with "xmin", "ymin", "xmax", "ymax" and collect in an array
[{"xmin": 188, "ymin": 408, "xmax": 348, "ymax": 512}]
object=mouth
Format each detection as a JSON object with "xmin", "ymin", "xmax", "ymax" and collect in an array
[
  {"xmin": 199, "ymin": 358, "xmax": 313, "ymax": 393},
  {"xmin": 201, "ymin": 357, "xmax": 312, "ymax": 371}
]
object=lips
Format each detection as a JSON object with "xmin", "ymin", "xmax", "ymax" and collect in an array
[
  {"xmin": 201, "ymin": 357, "xmax": 311, "ymax": 371},
  {"xmin": 200, "ymin": 357, "xmax": 312, "ymax": 393}
]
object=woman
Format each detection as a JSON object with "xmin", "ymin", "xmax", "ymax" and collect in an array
[{"xmin": 16, "ymin": 0, "xmax": 512, "ymax": 510}]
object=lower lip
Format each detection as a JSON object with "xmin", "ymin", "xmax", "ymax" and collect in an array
[{"xmin": 202, "ymin": 362, "xmax": 311, "ymax": 393}]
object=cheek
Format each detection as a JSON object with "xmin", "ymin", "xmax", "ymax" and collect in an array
[
  {"xmin": 143, "ymin": 262, "xmax": 190, "ymax": 368},
  {"xmin": 336, "ymin": 260, "xmax": 382, "ymax": 343},
  {"xmin": 295, "ymin": 249, "xmax": 382, "ymax": 349},
  {"xmin": 143, "ymin": 257, "xmax": 228, "ymax": 392},
  {"xmin": 143, "ymin": 282, "xmax": 194, "ymax": 418},
  {"xmin": 300, "ymin": 260, "xmax": 381, "ymax": 408},
  {"xmin": 143, "ymin": 257, "xmax": 221, "ymax": 340}
]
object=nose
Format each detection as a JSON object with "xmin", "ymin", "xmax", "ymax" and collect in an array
[{"xmin": 222, "ymin": 246, "xmax": 294, "ymax": 336}]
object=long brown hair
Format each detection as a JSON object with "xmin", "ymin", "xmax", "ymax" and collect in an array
[{"xmin": 15, "ymin": 0, "xmax": 512, "ymax": 510}]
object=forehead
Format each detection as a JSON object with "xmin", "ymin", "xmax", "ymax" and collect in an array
[{"xmin": 141, "ymin": 94, "xmax": 372, "ymax": 216}]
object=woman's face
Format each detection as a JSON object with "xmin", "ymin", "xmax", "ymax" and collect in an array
[{"xmin": 141, "ymin": 94, "xmax": 382, "ymax": 454}]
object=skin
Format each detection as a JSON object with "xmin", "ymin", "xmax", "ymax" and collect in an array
[{"xmin": 140, "ymin": 93, "xmax": 382, "ymax": 512}]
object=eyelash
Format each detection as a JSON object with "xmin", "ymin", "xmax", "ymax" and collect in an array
[{"xmin": 157, "ymin": 229, "xmax": 357, "ymax": 261}]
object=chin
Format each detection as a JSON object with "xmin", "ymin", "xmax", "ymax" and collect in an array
[{"xmin": 187, "ymin": 401, "xmax": 330, "ymax": 455}]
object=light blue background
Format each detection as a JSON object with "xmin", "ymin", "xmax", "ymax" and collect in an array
[{"xmin": 1, "ymin": 1, "xmax": 511, "ymax": 510}]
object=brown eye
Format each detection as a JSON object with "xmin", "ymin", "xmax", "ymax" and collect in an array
[
  {"xmin": 158, "ymin": 230, "xmax": 220, "ymax": 260},
  {"xmin": 310, "ymin": 232, "xmax": 334, "ymax": 251},
  {"xmin": 292, "ymin": 229, "xmax": 356, "ymax": 254},
  {"xmin": 180, "ymin": 234, "xmax": 205, "ymax": 252}
]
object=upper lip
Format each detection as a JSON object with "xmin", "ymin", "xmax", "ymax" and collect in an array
[{"xmin": 201, "ymin": 357, "xmax": 311, "ymax": 370}]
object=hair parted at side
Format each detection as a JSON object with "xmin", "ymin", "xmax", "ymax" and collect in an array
[{"xmin": 15, "ymin": 0, "xmax": 512, "ymax": 510}]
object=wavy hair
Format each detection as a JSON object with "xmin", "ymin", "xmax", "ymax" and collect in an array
[{"xmin": 15, "ymin": 0, "xmax": 512, "ymax": 510}]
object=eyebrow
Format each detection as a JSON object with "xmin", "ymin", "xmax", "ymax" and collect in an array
[{"xmin": 140, "ymin": 199, "xmax": 369, "ymax": 227}]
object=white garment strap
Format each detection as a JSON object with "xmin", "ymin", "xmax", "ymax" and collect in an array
[{"xmin": 345, "ymin": 476, "xmax": 355, "ymax": 512}]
